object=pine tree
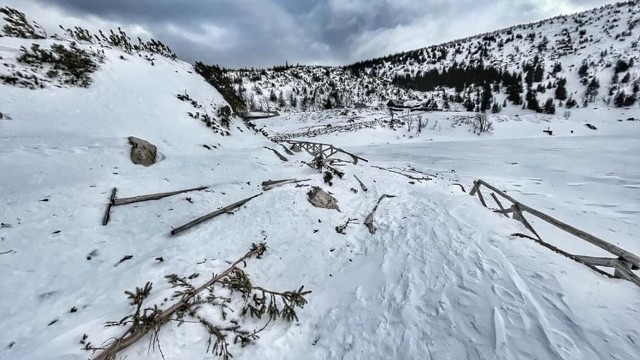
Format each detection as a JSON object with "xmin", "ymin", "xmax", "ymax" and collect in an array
[
  {"xmin": 555, "ymin": 78, "xmax": 568, "ymax": 100},
  {"xmin": 480, "ymin": 83, "xmax": 493, "ymax": 112},
  {"xmin": 542, "ymin": 98, "xmax": 555, "ymax": 114},
  {"xmin": 526, "ymin": 90, "xmax": 540, "ymax": 112}
]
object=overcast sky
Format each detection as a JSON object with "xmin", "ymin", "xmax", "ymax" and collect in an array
[{"xmin": 3, "ymin": 0, "xmax": 613, "ymax": 67}]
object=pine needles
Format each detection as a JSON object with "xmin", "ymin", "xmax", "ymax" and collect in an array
[{"xmin": 87, "ymin": 243, "xmax": 311, "ymax": 360}]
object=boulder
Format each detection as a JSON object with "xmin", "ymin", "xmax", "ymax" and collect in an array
[
  {"xmin": 128, "ymin": 136, "xmax": 157, "ymax": 166},
  {"xmin": 307, "ymin": 186, "xmax": 340, "ymax": 211},
  {"xmin": 290, "ymin": 144, "xmax": 302, "ymax": 152}
]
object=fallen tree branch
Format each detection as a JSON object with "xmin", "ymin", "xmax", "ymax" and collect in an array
[
  {"xmin": 261, "ymin": 178, "xmax": 311, "ymax": 191},
  {"xmin": 335, "ymin": 218, "xmax": 358, "ymax": 234},
  {"xmin": 451, "ymin": 183, "xmax": 466, "ymax": 193},
  {"xmin": 113, "ymin": 186, "xmax": 208, "ymax": 206},
  {"xmin": 353, "ymin": 175, "xmax": 368, "ymax": 192},
  {"xmin": 92, "ymin": 244, "xmax": 267, "ymax": 360},
  {"xmin": 372, "ymin": 166, "xmax": 431, "ymax": 182},
  {"xmin": 263, "ymin": 147, "xmax": 288, "ymax": 162},
  {"xmin": 364, "ymin": 194, "xmax": 396, "ymax": 234},
  {"xmin": 278, "ymin": 143, "xmax": 295, "ymax": 156},
  {"xmin": 102, "ymin": 188, "xmax": 117, "ymax": 226},
  {"xmin": 170, "ymin": 193, "xmax": 263, "ymax": 236}
]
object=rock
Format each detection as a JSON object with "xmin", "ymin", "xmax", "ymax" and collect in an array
[
  {"xmin": 307, "ymin": 186, "xmax": 340, "ymax": 211},
  {"xmin": 290, "ymin": 144, "xmax": 302, "ymax": 152},
  {"xmin": 128, "ymin": 136, "xmax": 157, "ymax": 166}
]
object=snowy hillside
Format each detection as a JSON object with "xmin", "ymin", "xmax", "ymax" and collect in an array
[
  {"xmin": 1, "ymin": 5, "xmax": 640, "ymax": 360},
  {"xmin": 224, "ymin": 65, "xmax": 419, "ymax": 113},
  {"xmin": 217, "ymin": 1, "xmax": 640, "ymax": 115}
]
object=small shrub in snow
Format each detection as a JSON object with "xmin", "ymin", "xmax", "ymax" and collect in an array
[
  {"xmin": 16, "ymin": 42, "xmax": 102, "ymax": 87},
  {"xmin": 472, "ymin": 113, "xmax": 494, "ymax": 135},
  {"xmin": 1, "ymin": 7, "xmax": 46, "ymax": 39},
  {"xmin": 85, "ymin": 244, "xmax": 311, "ymax": 360}
]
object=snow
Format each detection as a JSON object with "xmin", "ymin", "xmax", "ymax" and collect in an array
[{"xmin": 2, "ymin": 24, "xmax": 640, "ymax": 360}]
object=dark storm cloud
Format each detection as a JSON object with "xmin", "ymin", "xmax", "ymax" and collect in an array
[{"xmin": 2, "ymin": 0, "xmax": 615, "ymax": 67}]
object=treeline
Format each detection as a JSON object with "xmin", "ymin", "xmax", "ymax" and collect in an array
[{"xmin": 194, "ymin": 62, "xmax": 246, "ymax": 114}]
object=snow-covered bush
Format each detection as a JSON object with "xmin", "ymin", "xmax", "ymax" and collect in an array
[
  {"xmin": 17, "ymin": 42, "xmax": 101, "ymax": 87},
  {"xmin": 1, "ymin": 7, "xmax": 46, "ymax": 39}
]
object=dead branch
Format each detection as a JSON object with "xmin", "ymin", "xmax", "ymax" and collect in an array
[
  {"xmin": 405, "ymin": 166, "xmax": 436, "ymax": 177},
  {"xmin": 353, "ymin": 175, "xmax": 368, "ymax": 192},
  {"xmin": 102, "ymin": 188, "xmax": 117, "ymax": 226},
  {"xmin": 261, "ymin": 178, "xmax": 311, "ymax": 191},
  {"xmin": 451, "ymin": 183, "xmax": 466, "ymax": 193},
  {"xmin": 364, "ymin": 194, "xmax": 396, "ymax": 234},
  {"xmin": 92, "ymin": 244, "xmax": 267, "ymax": 360},
  {"xmin": 490, "ymin": 192, "xmax": 508, "ymax": 217},
  {"xmin": 335, "ymin": 218, "xmax": 358, "ymax": 234},
  {"xmin": 511, "ymin": 233, "xmax": 613, "ymax": 278},
  {"xmin": 113, "ymin": 186, "xmax": 208, "ymax": 206},
  {"xmin": 372, "ymin": 166, "xmax": 431, "ymax": 182},
  {"xmin": 263, "ymin": 147, "xmax": 288, "ymax": 162},
  {"xmin": 278, "ymin": 143, "xmax": 295, "ymax": 155},
  {"xmin": 170, "ymin": 193, "xmax": 263, "ymax": 236}
]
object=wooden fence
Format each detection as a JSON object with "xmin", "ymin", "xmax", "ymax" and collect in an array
[
  {"xmin": 282, "ymin": 140, "xmax": 368, "ymax": 164},
  {"xmin": 470, "ymin": 179, "xmax": 640, "ymax": 287}
]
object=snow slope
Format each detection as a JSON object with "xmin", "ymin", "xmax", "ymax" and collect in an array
[{"xmin": 2, "ymin": 25, "xmax": 640, "ymax": 360}]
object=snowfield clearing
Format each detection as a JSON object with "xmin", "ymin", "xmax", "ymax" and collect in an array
[{"xmin": 1, "ymin": 36, "xmax": 640, "ymax": 360}]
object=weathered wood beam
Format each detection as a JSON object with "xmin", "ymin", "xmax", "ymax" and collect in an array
[
  {"xmin": 113, "ymin": 186, "xmax": 208, "ymax": 206},
  {"xmin": 573, "ymin": 255, "xmax": 618, "ymax": 268},
  {"xmin": 102, "ymin": 188, "xmax": 117, "ymax": 226},
  {"xmin": 512, "ymin": 205, "xmax": 543, "ymax": 241},
  {"xmin": 263, "ymin": 146, "xmax": 288, "ymax": 162},
  {"xmin": 490, "ymin": 192, "xmax": 509, "ymax": 217},
  {"xmin": 364, "ymin": 194, "xmax": 396, "ymax": 234},
  {"xmin": 475, "ymin": 184, "xmax": 488, "ymax": 208},
  {"xmin": 511, "ymin": 233, "xmax": 614, "ymax": 278},
  {"xmin": 261, "ymin": 178, "xmax": 311, "ymax": 191},
  {"xmin": 353, "ymin": 175, "xmax": 368, "ymax": 192},
  {"xmin": 475, "ymin": 179, "xmax": 640, "ymax": 267},
  {"xmin": 170, "ymin": 193, "xmax": 263, "ymax": 236},
  {"xmin": 613, "ymin": 261, "xmax": 640, "ymax": 287}
]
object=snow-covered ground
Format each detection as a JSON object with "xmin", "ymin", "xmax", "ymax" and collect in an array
[{"xmin": 1, "ymin": 35, "xmax": 640, "ymax": 360}]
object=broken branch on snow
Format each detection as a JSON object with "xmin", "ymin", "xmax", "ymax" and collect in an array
[
  {"xmin": 170, "ymin": 193, "xmax": 263, "ymax": 236},
  {"xmin": 364, "ymin": 194, "xmax": 396, "ymax": 234}
]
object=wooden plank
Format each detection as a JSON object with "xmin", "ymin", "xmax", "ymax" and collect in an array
[
  {"xmin": 613, "ymin": 261, "xmax": 640, "ymax": 287},
  {"xmin": 469, "ymin": 182, "xmax": 478, "ymax": 196},
  {"xmin": 113, "ymin": 186, "xmax": 208, "ymax": 206},
  {"xmin": 513, "ymin": 205, "xmax": 543, "ymax": 241},
  {"xmin": 102, "ymin": 188, "xmax": 117, "ymax": 226},
  {"xmin": 475, "ymin": 186, "xmax": 488, "ymax": 207},
  {"xmin": 511, "ymin": 233, "xmax": 614, "ymax": 278},
  {"xmin": 493, "ymin": 208, "xmax": 515, "ymax": 215},
  {"xmin": 263, "ymin": 146, "xmax": 288, "ymax": 162},
  {"xmin": 476, "ymin": 179, "xmax": 640, "ymax": 267},
  {"xmin": 573, "ymin": 255, "xmax": 618, "ymax": 268},
  {"xmin": 170, "ymin": 193, "xmax": 263, "ymax": 236},
  {"xmin": 353, "ymin": 175, "xmax": 368, "ymax": 192},
  {"xmin": 261, "ymin": 178, "xmax": 311, "ymax": 191},
  {"xmin": 490, "ymin": 192, "xmax": 509, "ymax": 217},
  {"xmin": 279, "ymin": 143, "xmax": 294, "ymax": 155}
]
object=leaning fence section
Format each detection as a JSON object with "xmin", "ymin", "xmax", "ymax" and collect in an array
[{"xmin": 470, "ymin": 179, "xmax": 640, "ymax": 287}]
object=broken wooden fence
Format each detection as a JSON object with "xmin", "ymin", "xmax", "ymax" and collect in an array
[
  {"xmin": 282, "ymin": 140, "xmax": 368, "ymax": 164},
  {"xmin": 102, "ymin": 186, "xmax": 208, "ymax": 226},
  {"xmin": 470, "ymin": 179, "xmax": 640, "ymax": 287}
]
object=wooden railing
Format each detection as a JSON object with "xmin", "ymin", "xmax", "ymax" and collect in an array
[
  {"xmin": 470, "ymin": 179, "xmax": 640, "ymax": 287},
  {"xmin": 282, "ymin": 140, "xmax": 368, "ymax": 164}
]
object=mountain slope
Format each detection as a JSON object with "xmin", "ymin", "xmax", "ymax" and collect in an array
[
  {"xmin": 1, "ymin": 6, "xmax": 640, "ymax": 360},
  {"xmin": 220, "ymin": 1, "xmax": 640, "ymax": 114}
]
